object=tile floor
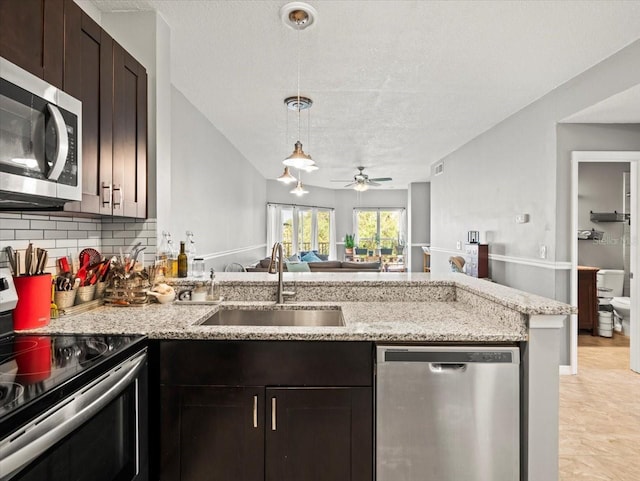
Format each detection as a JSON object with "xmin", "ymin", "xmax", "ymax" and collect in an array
[{"xmin": 559, "ymin": 332, "xmax": 639, "ymax": 481}]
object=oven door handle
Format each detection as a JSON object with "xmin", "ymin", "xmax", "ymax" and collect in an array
[
  {"xmin": 0, "ymin": 351, "xmax": 146, "ymax": 480},
  {"xmin": 46, "ymin": 103, "xmax": 69, "ymax": 181}
]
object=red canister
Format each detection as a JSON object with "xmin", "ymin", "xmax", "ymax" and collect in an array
[{"xmin": 12, "ymin": 274, "xmax": 52, "ymax": 330}]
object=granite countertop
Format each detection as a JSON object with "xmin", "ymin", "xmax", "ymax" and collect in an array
[
  {"xmin": 23, "ymin": 273, "xmax": 573, "ymax": 342},
  {"xmin": 26, "ymin": 300, "xmax": 527, "ymax": 342}
]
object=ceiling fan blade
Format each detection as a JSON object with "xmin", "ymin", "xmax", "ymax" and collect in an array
[
  {"xmin": 343, "ymin": 182, "xmax": 357, "ymax": 188},
  {"xmin": 331, "ymin": 179, "xmax": 354, "ymax": 182},
  {"xmin": 369, "ymin": 177, "xmax": 392, "ymax": 182},
  {"xmin": 368, "ymin": 181, "xmax": 382, "ymax": 187}
]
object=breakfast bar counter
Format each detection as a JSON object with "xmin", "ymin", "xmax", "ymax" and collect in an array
[{"xmin": 25, "ymin": 272, "xmax": 574, "ymax": 342}]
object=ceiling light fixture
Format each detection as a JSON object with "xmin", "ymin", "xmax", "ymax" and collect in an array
[
  {"xmin": 290, "ymin": 180, "xmax": 309, "ymax": 196},
  {"xmin": 280, "ymin": 3, "xmax": 318, "ymax": 179},
  {"xmin": 354, "ymin": 182, "xmax": 369, "ymax": 192},
  {"xmin": 276, "ymin": 166, "xmax": 297, "ymax": 184}
]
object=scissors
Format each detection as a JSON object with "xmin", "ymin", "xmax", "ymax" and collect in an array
[{"xmin": 56, "ymin": 276, "xmax": 72, "ymax": 291}]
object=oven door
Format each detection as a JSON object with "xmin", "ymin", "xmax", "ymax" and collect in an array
[{"xmin": 0, "ymin": 351, "xmax": 147, "ymax": 481}]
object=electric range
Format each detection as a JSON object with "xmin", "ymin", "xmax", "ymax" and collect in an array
[{"xmin": 0, "ymin": 333, "xmax": 147, "ymax": 439}]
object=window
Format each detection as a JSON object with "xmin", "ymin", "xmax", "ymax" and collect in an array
[
  {"xmin": 354, "ymin": 208, "xmax": 406, "ymax": 254},
  {"xmin": 267, "ymin": 204, "xmax": 335, "ymax": 259}
]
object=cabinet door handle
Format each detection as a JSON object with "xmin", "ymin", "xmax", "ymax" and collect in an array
[
  {"xmin": 112, "ymin": 184, "xmax": 122, "ymax": 208},
  {"xmin": 271, "ymin": 397, "xmax": 276, "ymax": 431},
  {"xmin": 253, "ymin": 395, "xmax": 258, "ymax": 428},
  {"xmin": 102, "ymin": 182, "xmax": 112, "ymax": 206}
]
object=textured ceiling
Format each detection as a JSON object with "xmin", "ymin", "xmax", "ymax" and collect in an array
[{"xmin": 90, "ymin": 0, "xmax": 640, "ymax": 189}]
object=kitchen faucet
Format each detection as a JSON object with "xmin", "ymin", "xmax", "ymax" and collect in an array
[{"xmin": 268, "ymin": 242, "xmax": 296, "ymax": 304}]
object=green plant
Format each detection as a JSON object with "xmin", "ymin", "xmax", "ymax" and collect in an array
[{"xmin": 344, "ymin": 234, "xmax": 355, "ymax": 248}]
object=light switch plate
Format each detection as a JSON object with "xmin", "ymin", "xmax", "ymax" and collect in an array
[
  {"xmin": 456, "ymin": 241, "xmax": 461, "ymax": 250},
  {"xmin": 539, "ymin": 245, "xmax": 547, "ymax": 259}
]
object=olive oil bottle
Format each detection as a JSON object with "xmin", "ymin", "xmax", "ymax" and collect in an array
[{"xmin": 177, "ymin": 241, "xmax": 188, "ymax": 278}]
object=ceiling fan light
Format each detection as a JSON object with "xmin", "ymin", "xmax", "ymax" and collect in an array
[
  {"xmin": 276, "ymin": 166, "xmax": 297, "ymax": 184},
  {"xmin": 354, "ymin": 182, "xmax": 369, "ymax": 192},
  {"xmin": 283, "ymin": 141, "xmax": 315, "ymax": 168},
  {"xmin": 290, "ymin": 180, "xmax": 309, "ymax": 196}
]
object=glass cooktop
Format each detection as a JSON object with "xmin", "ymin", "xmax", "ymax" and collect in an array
[{"xmin": 0, "ymin": 333, "xmax": 146, "ymax": 439}]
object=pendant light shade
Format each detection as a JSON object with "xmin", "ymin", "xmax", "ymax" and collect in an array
[
  {"xmin": 290, "ymin": 180, "xmax": 309, "ymax": 196},
  {"xmin": 276, "ymin": 166, "xmax": 297, "ymax": 184},
  {"xmin": 283, "ymin": 141, "xmax": 315, "ymax": 169}
]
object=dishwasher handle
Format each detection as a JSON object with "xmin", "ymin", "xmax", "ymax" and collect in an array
[
  {"xmin": 429, "ymin": 363, "xmax": 467, "ymax": 372},
  {"xmin": 379, "ymin": 347, "xmax": 518, "ymax": 364}
]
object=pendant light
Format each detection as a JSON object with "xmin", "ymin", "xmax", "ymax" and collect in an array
[
  {"xmin": 281, "ymin": 3, "xmax": 318, "ymax": 173},
  {"xmin": 290, "ymin": 180, "xmax": 309, "ymax": 196},
  {"xmin": 277, "ymin": 166, "xmax": 297, "ymax": 184}
]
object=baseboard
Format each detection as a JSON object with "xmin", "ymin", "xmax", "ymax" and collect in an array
[{"xmin": 559, "ymin": 365, "xmax": 574, "ymax": 376}]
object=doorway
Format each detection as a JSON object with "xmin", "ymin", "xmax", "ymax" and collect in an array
[{"xmin": 570, "ymin": 151, "xmax": 639, "ymax": 374}]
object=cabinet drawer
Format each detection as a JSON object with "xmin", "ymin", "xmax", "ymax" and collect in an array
[{"xmin": 160, "ymin": 340, "xmax": 373, "ymax": 387}]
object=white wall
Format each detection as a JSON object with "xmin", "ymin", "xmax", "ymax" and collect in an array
[
  {"xmin": 578, "ymin": 162, "xmax": 629, "ymax": 269},
  {"xmin": 409, "ymin": 182, "xmax": 430, "ymax": 272},
  {"xmin": 430, "ymin": 39, "xmax": 640, "ymax": 365},
  {"xmin": 171, "ymin": 87, "xmax": 266, "ymax": 271}
]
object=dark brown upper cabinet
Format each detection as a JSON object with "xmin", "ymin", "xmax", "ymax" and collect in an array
[
  {"xmin": 63, "ymin": 2, "xmax": 114, "ymax": 215},
  {"xmin": 62, "ymin": 1, "xmax": 147, "ymax": 218},
  {"xmin": 0, "ymin": 0, "xmax": 64, "ymax": 89},
  {"xmin": 112, "ymin": 42, "xmax": 147, "ymax": 219}
]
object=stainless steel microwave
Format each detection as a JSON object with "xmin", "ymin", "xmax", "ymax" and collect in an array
[{"xmin": 0, "ymin": 57, "xmax": 82, "ymax": 210}]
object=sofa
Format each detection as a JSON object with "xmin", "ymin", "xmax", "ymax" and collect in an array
[{"xmin": 246, "ymin": 258, "xmax": 381, "ymax": 272}]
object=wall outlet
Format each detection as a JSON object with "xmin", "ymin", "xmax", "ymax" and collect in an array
[
  {"xmin": 456, "ymin": 241, "xmax": 461, "ymax": 250},
  {"xmin": 539, "ymin": 245, "xmax": 547, "ymax": 259},
  {"xmin": 515, "ymin": 214, "xmax": 529, "ymax": 224}
]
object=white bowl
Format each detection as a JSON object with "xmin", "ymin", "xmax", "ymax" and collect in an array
[{"xmin": 147, "ymin": 288, "xmax": 175, "ymax": 304}]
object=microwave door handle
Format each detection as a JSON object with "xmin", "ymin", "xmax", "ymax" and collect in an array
[{"xmin": 46, "ymin": 104, "xmax": 69, "ymax": 181}]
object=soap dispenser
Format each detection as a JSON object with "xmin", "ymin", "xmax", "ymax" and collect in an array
[{"xmin": 207, "ymin": 268, "xmax": 220, "ymax": 301}]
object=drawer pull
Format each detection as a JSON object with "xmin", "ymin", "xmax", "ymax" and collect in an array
[
  {"xmin": 253, "ymin": 395, "xmax": 258, "ymax": 428},
  {"xmin": 271, "ymin": 397, "xmax": 277, "ymax": 431}
]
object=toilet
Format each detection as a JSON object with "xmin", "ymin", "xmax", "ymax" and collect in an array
[
  {"xmin": 596, "ymin": 269, "xmax": 631, "ymax": 336},
  {"xmin": 610, "ymin": 297, "xmax": 631, "ymax": 335}
]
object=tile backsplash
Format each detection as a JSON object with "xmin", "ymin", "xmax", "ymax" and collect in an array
[{"xmin": 0, "ymin": 212, "xmax": 157, "ymax": 275}]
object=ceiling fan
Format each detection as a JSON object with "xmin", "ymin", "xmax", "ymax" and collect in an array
[{"xmin": 331, "ymin": 166, "xmax": 393, "ymax": 191}]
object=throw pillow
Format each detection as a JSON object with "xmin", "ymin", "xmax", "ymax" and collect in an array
[
  {"xmin": 287, "ymin": 253, "xmax": 300, "ymax": 262},
  {"xmin": 285, "ymin": 261, "xmax": 311, "ymax": 272},
  {"xmin": 301, "ymin": 251, "xmax": 323, "ymax": 262}
]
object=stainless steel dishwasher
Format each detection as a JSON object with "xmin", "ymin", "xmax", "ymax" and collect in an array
[{"xmin": 376, "ymin": 345, "xmax": 520, "ymax": 481}]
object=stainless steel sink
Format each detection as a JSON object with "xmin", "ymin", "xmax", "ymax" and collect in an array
[{"xmin": 199, "ymin": 307, "xmax": 345, "ymax": 327}]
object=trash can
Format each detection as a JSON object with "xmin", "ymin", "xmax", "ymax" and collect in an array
[{"xmin": 598, "ymin": 311, "xmax": 613, "ymax": 338}]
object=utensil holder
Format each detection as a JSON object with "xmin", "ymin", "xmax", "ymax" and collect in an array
[
  {"xmin": 55, "ymin": 289, "xmax": 77, "ymax": 309},
  {"xmin": 95, "ymin": 281, "xmax": 107, "ymax": 299},
  {"xmin": 12, "ymin": 274, "xmax": 52, "ymax": 330},
  {"xmin": 76, "ymin": 285, "xmax": 96, "ymax": 304}
]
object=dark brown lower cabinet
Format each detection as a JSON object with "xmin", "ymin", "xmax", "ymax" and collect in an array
[
  {"xmin": 157, "ymin": 341, "xmax": 373, "ymax": 481},
  {"xmin": 161, "ymin": 386, "xmax": 264, "ymax": 481},
  {"xmin": 266, "ymin": 387, "xmax": 372, "ymax": 481}
]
